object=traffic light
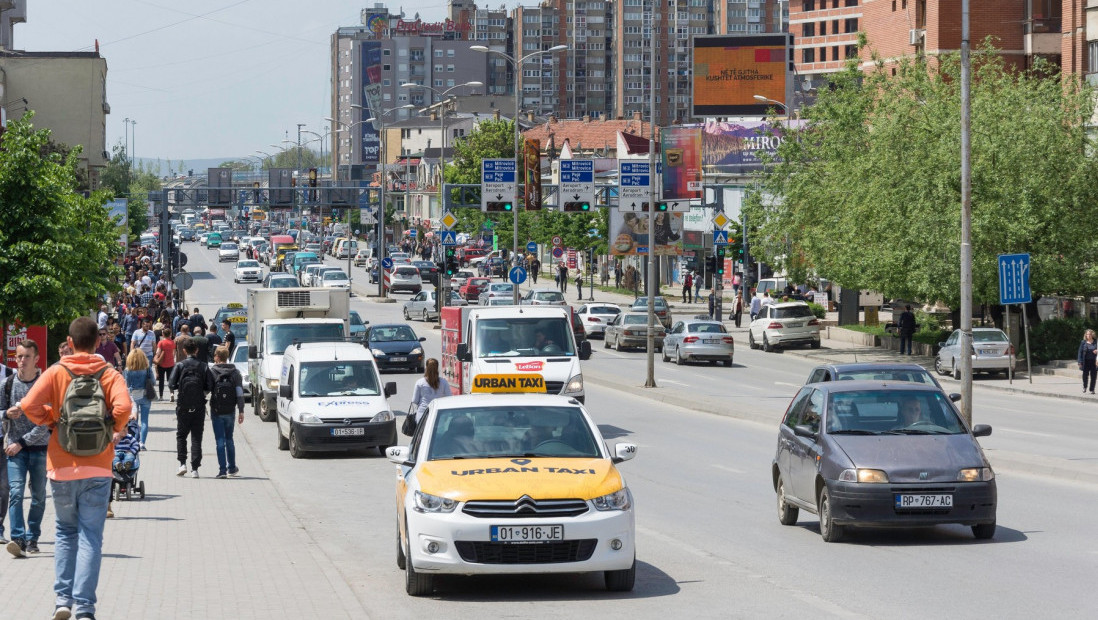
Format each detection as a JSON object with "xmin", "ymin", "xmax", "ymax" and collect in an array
[
  {"xmin": 562, "ymin": 201, "xmax": 591, "ymax": 212},
  {"xmin": 715, "ymin": 246, "xmax": 726, "ymax": 277},
  {"xmin": 639, "ymin": 202, "xmax": 669, "ymax": 212},
  {"xmin": 444, "ymin": 247, "xmax": 458, "ymax": 276},
  {"xmin": 484, "ymin": 201, "xmax": 514, "ymax": 213},
  {"xmin": 308, "ymin": 168, "xmax": 318, "ymax": 187}
]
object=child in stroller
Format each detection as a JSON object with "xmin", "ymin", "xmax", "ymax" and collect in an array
[{"xmin": 112, "ymin": 418, "xmax": 145, "ymax": 502}]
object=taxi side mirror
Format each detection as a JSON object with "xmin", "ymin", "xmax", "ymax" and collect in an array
[
  {"xmin": 386, "ymin": 446, "xmax": 410, "ymax": 464},
  {"xmin": 385, "ymin": 382, "xmax": 397, "ymax": 397},
  {"xmin": 579, "ymin": 340, "xmax": 592, "ymax": 360},
  {"xmin": 611, "ymin": 442, "xmax": 638, "ymax": 464},
  {"xmin": 456, "ymin": 343, "xmax": 471, "ymax": 362},
  {"xmin": 278, "ymin": 384, "xmax": 292, "ymax": 400}
]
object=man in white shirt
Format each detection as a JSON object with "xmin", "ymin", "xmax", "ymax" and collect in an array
[
  {"xmin": 130, "ymin": 317, "xmax": 157, "ymax": 363},
  {"xmin": 97, "ymin": 305, "xmax": 109, "ymax": 330}
]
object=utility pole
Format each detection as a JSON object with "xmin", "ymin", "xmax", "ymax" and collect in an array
[
  {"xmin": 644, "ymin": 12, "xmax": 657, "ymax": 389},
  {"xmin": 297, "ymin": 123, "xmax": 306, "ymax": 240},
  {"xmin": 959, "ymin": 0, "xmax": 973, "ymax": 423}
]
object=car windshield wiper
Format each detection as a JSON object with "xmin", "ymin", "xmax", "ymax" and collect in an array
[
  {"xmin": 883, "ymin": 428, "xmax": 946, "ymax": 435},
  {"xmin": 828, "ymin": 429, "xmax": 880, "ymax": 435}
]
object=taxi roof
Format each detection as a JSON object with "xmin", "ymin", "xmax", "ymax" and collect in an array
[{"xmin": 433, "ymin": 393, "xmax": 583, "ymax": 411}]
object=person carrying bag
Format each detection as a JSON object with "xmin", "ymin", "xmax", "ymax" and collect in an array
[{"xmin": 405, "ymin": 359, "xmax": 451, "ymax": 437}]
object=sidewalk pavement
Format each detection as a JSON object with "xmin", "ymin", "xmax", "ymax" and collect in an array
[{"xmin": 6, "ymin": 399, "xmax": 367, "ymax": 619}]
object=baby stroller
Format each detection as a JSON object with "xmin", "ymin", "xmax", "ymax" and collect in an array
[{"xmin": 111, "ymin": 419, "xmax": 146, "ymax": 501}]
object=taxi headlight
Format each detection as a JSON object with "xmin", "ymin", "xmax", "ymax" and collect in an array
[
  {"xmin": 265, "ymin": 378, "xmax": 280, "ymax": 390},
  {"xmin": 411, "ymin": 347, "xmax": 423, "ymax": 355},
  {"xmin": 839, "ymin": 468, "xmax": 890, "ymax": 483},
  {"xmin": 372, "ymin": 410, "xmax": 394, "ymax": 423},
  {"xmin": 957, "ymin": 467, "xmax": 995, "ymax": 482},
  {"xmin": 564, "ymin": 374, "xmax": 584, "ymax": 394},
  {"xmin": 299, "ymin": 412, "xmax": 322, "ymax": 425},
  {"xmin": 592, "ymin": 487, "xmax": 632, "ymax": 511},
  {"xmin": 414, "ymin": 491, "xmax": 457, "ymax": 513},
  {"xmin": 371, "ymin": 348, "xmax": 386, "ymax": 357}
]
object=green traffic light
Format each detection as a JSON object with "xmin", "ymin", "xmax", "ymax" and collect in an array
[{"xmin": 656, "ymin": 203, "xmax": 668, "ymax": 212}]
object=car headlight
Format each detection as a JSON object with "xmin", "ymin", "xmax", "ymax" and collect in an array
[
  {"xmin": 371, "ymin": 348, "xmax": 386, "ymax": 356},
  {"xmin": 564, "ymin": 374, "xmax": 583, "ymax": 394},
  {"xmin": 592, "ymin": 487, "xmax": 632, "ymax": 511},
  {"xmin": 265, "ymin": 378, "xmax": 280, "ymax": 390},
  {"xmin": 299, "ymin": 412, "xmax": 322, "ymax": 424},
  {"xmin": 957, "ymin": 467, "xmax": 995, "ymax": 482},
  {"xmin": 372, "ymin": 410, "xmax": 394, "ymax": 423},
  {"xmin": 411, "ymin": 347, "xmax": 423, "ymax": 355},
  {"xmin": 838, "ymin": 468, "xmax": 890, "ymax": 483},
  {"xmin": 414, "ymin": 491, "xmax": 458, "ymax": 513}
]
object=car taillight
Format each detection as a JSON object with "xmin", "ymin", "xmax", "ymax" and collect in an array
[
  {"xmin": 807, "ymin": 319, "xmax": 819, "ymax": 326},
  {"xmin": 768, "ymin": 322, "xmax": 784, "ymax": 329},
  {"xmin": 589, "ymin": 317, "xmax": 601, "ymax": 323},
  {"xmin": 683, "ymin": 336, "xmax": 699, "ymax": 343},
  {"xmin": 1007, "ymin": 345, "xmax": 1015, "ymax": 355},
  {"xmin": 722, "ymin": 337, "xmax": 735, "ymax": 344}
]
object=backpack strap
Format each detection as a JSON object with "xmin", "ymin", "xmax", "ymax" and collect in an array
[{"xmin": 3, "ymin": 374, "xmax": 14, "ymax": 409}]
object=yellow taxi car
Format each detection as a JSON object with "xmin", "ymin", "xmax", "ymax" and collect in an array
[{"xmin": 386, "ymin": 391, "xmax": 638, "ymax": 596}]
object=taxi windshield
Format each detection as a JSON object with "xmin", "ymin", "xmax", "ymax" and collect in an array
[
  {"xmin": 476, "ymin": 317, "xmax": 575, "ymax": 357},
  {"xmin": 427, "ymin": 406, "xmax": 599, "ymax": 460},
  {"xmin": 299, "ymin": 361, "xmax": 381, "ymax": 397}
]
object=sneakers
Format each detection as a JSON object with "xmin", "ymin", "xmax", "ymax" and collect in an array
[
  {"xmin": 177, "ymin": 464, "xmax": 187, "ymax": 476},
  {"xmin": 106, "ymin": 505, "xmax": 114, "ymax": 519},
  {"xmin": 6, "ymin": 538, "xmax": 27, "ymax": 558},
  {"xmin": 215, "ymin": 473, "xmax": 228, "ymax": 479},
  {"xmin": 189, "ymin": 470, "xmax": 200, "ymax": 478},
  {"xmin": 52, "ymin": 606, "xmax": 72, "ymax": 620},
  {"xmin": 139, "ymin": 443, "xmax": 146, "ymax": 451},
  {"xmin": 26, "ymin": 540, "xmax": 39, "ymax": 554},
  {"xmin": 228, "ymin": 468, "xmax": 240, "ymax": 478},
  {"xmin": 75, "ymin": 613, "xmax": 97, "ymax": 620},
  {"xmin": 0, "ymin": 535, "xmax": 7, "ymax": 545}
]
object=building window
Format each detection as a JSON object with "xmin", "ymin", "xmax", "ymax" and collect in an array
[
  {"xmin": 803, "ymin": 48, "xmax": 815, "ymax": 63},
  {"xmin": 383, "ymin": 49, "xmax": 391, "ymax": 56},
  {"xmin": 435, "ymin": 49, "xmax": 444, "ymax": 57},
  {"xmin": 845, "ymin": 18, "xmax": 858, "ymax": 32},
  {"xmin": 447, "ymin": 49, "xmax": 455, "ymax": 57},
  {"xmin": 803, "ymin": 22, "xmax": 815, "ymax": 37},
  {"xmin": 820, "ymin": 47, "xmax": 827, "ymax": 61},
  {"xmin": 1088, "ymin": 41, "xmax": 1098, "ymax": 74},
  {"xmin": 820, "ymin": 21, "xmax": 826, "ymax": 35},
  {"xmin": 845, "ymin": 0, "xmax": 857, "ymax": 5},
  {"xmin": 804, "ymin": 0, "xmax": 815, "ymax": 10},
  {"xmin": 846, "ymin": 45, "xmax": 858, "ymax": 59},
  {"xmin": 383, "ymin": 64, "xmax": 391, "ymax": 71}
]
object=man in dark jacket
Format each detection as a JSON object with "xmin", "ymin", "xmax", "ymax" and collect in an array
[
  {"xmin": 898, "ymin": 305, "xmax": 917, "ymax": 355},
  {"xmin": 208, "ymin": 346, "xmax": 244, "ymax": 479},
  {"xmin": 168, "ymin": 339, "xmax": 215, "ymax": 478}
]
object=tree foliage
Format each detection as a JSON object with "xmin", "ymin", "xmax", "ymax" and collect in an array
[
  {"xmin": 260, "ymin": 147, "xmax": 321, "ymax": 171},
  {"xmin": 100, "ymin": 141, "xmax": 163, "ymax": 240},
  {"xmin": 0, "ymin": 114, "xmax": 122, "ymax": 333},
  {"xmin": 746, "ymin": 41, "xmax": 1098, "ymax": 307}
]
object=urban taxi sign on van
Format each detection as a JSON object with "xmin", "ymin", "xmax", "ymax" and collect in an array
[{"xmin": 470, "ymin": 374, "xmax": 547, "ymax": 393}]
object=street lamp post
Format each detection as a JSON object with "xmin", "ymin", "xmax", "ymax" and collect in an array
[
  {"xmin": 365, "ymin": 104, "xmax": 415, "ymax": 298},
  {"xmin": 472, "ymin": 44, "xmax": 568, "ymax": 304}
]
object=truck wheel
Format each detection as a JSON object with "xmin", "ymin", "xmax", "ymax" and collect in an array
[{"xmin": 258, "ymin": 397, "xmax": 276, "ymax": 422}]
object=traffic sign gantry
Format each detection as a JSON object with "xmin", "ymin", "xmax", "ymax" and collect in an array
[
  {"xmin": 481, "ymin": 159, "xmax": 517, "ymax": 212},
  {"xmin": 998, "ymin": 253, "xmax": 1032, "ymax": 305},
  {"xmin": 560, "ymin": 159, "xmax": 595, "ymax": 212}
]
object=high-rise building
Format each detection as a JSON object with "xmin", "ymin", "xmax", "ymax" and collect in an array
[{"xmin": 718, "ymin": 0, "xmax": 787, "ymax": 34}]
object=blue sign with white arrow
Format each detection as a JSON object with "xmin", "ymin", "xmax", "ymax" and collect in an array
[
  {"xmin": 713, "ymin": 230, "xmax": 729, "ymax": 245},
  {"xmin": 509, "ymin": 266, "xmax": 527, "ymax": 285},
  {"xmin": 440, "ymin": 230, "xmax": 457, "ymax": 246},
  {"xmin": 998, "ymin": 253, "xmax": 1031, "ymax": 305},
  {"xmin": 381, "ymin": 257, "xmax": 394, "ymax": 270}
]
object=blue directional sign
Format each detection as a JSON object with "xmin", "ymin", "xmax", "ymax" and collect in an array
[
  {"xmin": 713, "ymin": 230, "xmax": 729, "ymax": 245},
  {"xmin": 998, "ymin": 253, "xmax": 1031, "ymax": 305},
  {"xmin": 481, "ymin": 159, "xmax": 517, "ymax": 210},
  {"xmin": 526, "ymin": 241, "xmax": 538, "ymax": 254},
  {"xmin": 440, "ymin": 230, "xmax": 457, "ymax": 246},
  {"xmin": 560, "ymin": 159, "xmax": 595, "ymax": 210},
  {"xmin": 408, "ymin": 229, "xmax": 417, "ymax": 238},
  {"xmin": 381, "ymin": 257, "xmax": 394, "ymax": 270},
  {"xmin": 509, "ymin": 266, "xmax": 528, "ymax": 285}
]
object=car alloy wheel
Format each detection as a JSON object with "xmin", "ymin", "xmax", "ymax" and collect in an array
[
  {"xmin": 422, "ymin": 309, "xmax": 430, "ymax": 322},
  {"xmin": 776, "ymin": 476, "xmax": 799, "ymax": 526},
  {"xmin": 403, "ymin": 307, "xmax": 410, "ymax": 320}
]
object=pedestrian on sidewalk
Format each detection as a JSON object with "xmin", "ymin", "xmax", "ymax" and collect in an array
[
  {"xmin": 682, "ymin": 272, "xmax": 693, "ymax": 304},
  {"xmin": 614, "ymin": 262, "xmax": 623, "ymax": 289},
  {"xmin": 750, "ymin": 288, "xmax": 761, "ymax": 321},
  {"xmin": 1077, "ymin": 329, "xmax": 1098, "ymax": 394},
  {"xmin": 94, "ymin": 329, "xmax": 121, "ymax": 370},
  {"xmin": 575, "ymin": 273, "xmax": 584, "ymax": 301},
  {"xmin": 14, "ymin": 316, "xmax": 131, "ymax": 620},
  {"xmin": 169, "ymin": 338, "xmax": 214, "ymax": 478},
  {"xmin": 694, "ymin": 273, "xmax": 703, "ymax": 302},
  {"xmin": 898, "ymin": 305, "xmax": 917, "ymax": 355},
  {"xmin": 558, "ymin": 262, "xmax": 568, "ymax": 293},
  {"xmin": 209, "ymin": 346, "xmax": 244, "ymax": 479},
  {"xmin": 154, "ymin": 328, "xmax": 175, "ymax": 403},
  {"xmin": 123, "ymin": 349, "xmax": 154, "ymax": 452},
  {"xmin": 3, "ymin": 340, "xmax": 46, "ymax": 557},
  {"xmin": 707, "ymin": 289, "xmax": 716, "ymax": 321},
  {"xmin": 733, "ymin": 291, "xmax": 744, "ymax": 328},
  {"xmin": 530, "ymin": 257, "xmax": 540, "ymax": 284}
]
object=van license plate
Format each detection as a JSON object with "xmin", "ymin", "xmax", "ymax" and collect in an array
[
  {"xmin": 490, "ymin": 525, "xmax": 564, "ymax": 542},
  {"xmin": 331, "ymin": 427, "xmax": 364, "ymax": 436}
]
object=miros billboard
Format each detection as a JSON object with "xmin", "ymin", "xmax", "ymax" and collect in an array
[{"xmin": 692, "ymin": 34, "xmax": 793, "ymax": 118}]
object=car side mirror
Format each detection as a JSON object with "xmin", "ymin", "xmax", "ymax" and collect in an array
[
  {"xmin": 611, "ymin": 442, "xmax": 638, "ymax": 464},
  {"xmin": 949, "ymin": 392, "xmax": 962, "ymax": 402},
  {"xmin": 971, "ymin": 424, "xmax": 992, "ymax": 437},
  {"xmin": 248, "ymin": 345, "xmax": 258, "ymax": 359},
  {"xmin": 386, "ymin": 446, "xmax": 410, "ymax": 465},
  {"xmin": 456, "ymin": 343, "xmax": 471, "ymax": 362},
  {"xmin": 384, "ymin": 382, "xmax": 397, "ymax": 397},
  {"xmin": 278, "ymin": 384, "xmax": 292, "ymax": 399},
  {"xmin": 793, "ymin": 424, "xmax": 818, "ymax": 440},
  {"xmin": 938, "ymin": 342, "xmax": 946, "ymax": 348},
  {"xmin": 579, "ymin": 340, "xmax": 592, "ymax": 360},
  {"xmin": 419, "ymin": 336, "xmax": 426, "ymax": 342}
]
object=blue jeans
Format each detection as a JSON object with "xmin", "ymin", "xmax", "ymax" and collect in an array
[
  {"xmin": 210, "ymin": 414, "xmax": 237, "ymax": 475},
  {"xmin": 7, "ymin": 449, "xmax": 47, "ymax": 543},
  {"xmin": 51, "ymin": 477, "xmax": 112, "ymax": 617},
  {"xmin": 899, "ymin": 333, "xmax": 914, "ymax": 355},
  {"xmin": 135, "ymin": 397, "xmax": 151, "ymax": 444},
  {"xmin": 113, "ymin": 452, "xmax": 137, "ymax": 471}
]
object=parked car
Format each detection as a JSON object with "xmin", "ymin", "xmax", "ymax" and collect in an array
[
  {"xmin": 388, "ymin": 265, "xmax": 423, "ymax": 294},
  {"xmin": 233, "ymin": 259, "xmax": 263, "ymax": 284},
  {"xmin": 748, "ymin": 301, "xmax": 821, "ymax": 352},
  {"xmin": 477, "ymin": 282, "xmax": 514, "ymax": 305},
  {"xmin": 629, "ymin": 296, "xmax": 671, "ymax": 329},
  {"xmin": 935, "ymin": 328, "xmax": 1016, "ymax": 379},
  {"xmin": 576, "ymin": 304, "xmax": 622, "ymax": 338},
  {"xmin": 218, "ymin": 242, "xmax": 239, "ymax": 262},
  {"xmin": 402, "ymin": 290, "xmax": 467, "ymax": 322},
  {"xmin": 459, "ymin": 277, "xmax": 491, "ymax": 301},
  {"xmin": 807, "ymin": 363, "xmax": 947, "ymax": 391},
  {"xmin": 772, "ymin": 380, "xmax": 996, "ymax": 542},
  {"xmin": 521, "ymin": 288, "xmax": 567, "ymax": 306},
  {"xmin": 364, "ymin": 323, "xmax": 427, "ymax": 372},
  {"xmin": 604, "ymin": 312, "xmax": 665, "ymax": 352},
  {"xmin": 662, "ymin": 319, "xmax": 734, "ymax": 366}
]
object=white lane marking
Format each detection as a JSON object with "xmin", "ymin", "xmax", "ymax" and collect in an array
[
  {"xmin": 712, "ymin": 464, "xmax": 745, "ymax": 474},
  {"xmin": 774, "ymin": 381, "xmax": 801, "ymax": 388},
  {"xmin": 996, "ymin": 427, "xmax": 1055, "ymax": 438},
  {"xmin": 661, "ymin": 379, "xmax": 690, "ymax": 386}
]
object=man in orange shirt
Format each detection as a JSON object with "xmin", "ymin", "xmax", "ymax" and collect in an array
[{"xmin": 9, "ymin": 316, "xmax": 130, "ymax": 620}]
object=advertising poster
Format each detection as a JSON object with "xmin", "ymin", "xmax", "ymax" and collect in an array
[
  {"xmin": 692, "ymin": 34, "xmax": 792, "ymax": 117},
  {"xmin": 523, "ymin": 138, "xmax": 541, "ymax": 210},
  {"xmin": 106, "ymin": 199, "xmax": 128, "ymax": 246},
  {"xmin": 360, "ymin": 41, "xmax": 383, "ymax": 165},
  {"xmin": 609, "ymin": 209, "xmax": 684, "ymax": 257},
  {"xmin": 5, "ymin": 322, "xmax": 47, "ymax": 372},
  {"xmin": 702, "ymin": 120, "xmax": 803, "ymax": 172},
  {"xmin": 661, "ymin": 127, "xmax": 703, "ymax": 201}
]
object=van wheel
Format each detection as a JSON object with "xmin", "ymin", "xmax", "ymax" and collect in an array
[
  {"xmin": 258, "ymin": 398, "xmax": 275, "ymax": 422},
  {"xmin": 289, "ymin": 426, "xmax": 305, "ymax": 459},
  {"xmin": 276, "ymin": 422, "xmax": 289, "ymax": 451}
]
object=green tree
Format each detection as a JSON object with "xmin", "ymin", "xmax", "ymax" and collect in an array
[
  {"xmin": 0, "ymin": 114, "xmax": 122, "ymax": 359},
  {"xmin": 747, "ymin": 40, "xmax": 1098, "ymax": 307},
  {"xmin": 260, "ymin": 147, "xmax": 321, "ymax": 171},
  {"xmin": 100, "ymin": 141, "xmax": 164, "ymax": 240}
]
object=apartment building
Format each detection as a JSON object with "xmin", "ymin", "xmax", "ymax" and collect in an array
[{"xmin": 719, "ymin": 0, "xmax": 787, "ymax": 34}]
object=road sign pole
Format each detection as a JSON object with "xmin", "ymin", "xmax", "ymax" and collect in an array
[
  {"xmin": 1006, "ymin": 304, "xmax": 1012, "ymax": 384},
  {"xmin": 1021, "ymin": 305, "xmax": 1032, "ymax": 384}
]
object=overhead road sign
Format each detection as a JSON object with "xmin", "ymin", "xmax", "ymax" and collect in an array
[
  {"xmin": 618, "ymin": 161, "xmax": 651, "ymax": 212},
  {"xmin": 560, "ymin": 159, "xmax": 595, "ymax": 212},
  {"xmin": 481, "ymin": 159, "xmax": 517, "ymax": 212},
  {"xmin": 998, "ymin": 253, "xmax": 1031, "ymax": 305}
]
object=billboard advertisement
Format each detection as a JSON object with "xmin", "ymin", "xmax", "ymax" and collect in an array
[
  {"xmin": 692, "ymin": 34, "xmax": 792, "ymax": 117},
  {"xmin": 360, "ymin": 41, "xmax": 383, "ymax": 166},
  {"xmin": 702, "ymin": 120, "xmax": 803, "ymax": 173},
  {"xmin": 523, "ymin": 138, "xmax": 541, "ymax": 210},
  {"xmin": 660, "ymin": 127, "xmax": 703, "ymax": 201},
  {"xmin": 5, "ymin": 322, "xmax": 47, "ymax": 372},
  {"xmin": 608, "ymin": 210, "xmax": 684, "ymax": 257}
]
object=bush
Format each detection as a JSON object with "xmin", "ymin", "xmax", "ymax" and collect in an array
[
  {"xmin": 806, "ymin": 302, "xmax": 826, "ymax": 319},
  {"xmin": 1028, "ymin": 317, "xmax": 1098, "ymax": 364}
]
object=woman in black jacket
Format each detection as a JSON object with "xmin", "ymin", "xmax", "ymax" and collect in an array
[{"xmin": 1077, "ymin": 329, "xmax": 1098, "ymax": 394}]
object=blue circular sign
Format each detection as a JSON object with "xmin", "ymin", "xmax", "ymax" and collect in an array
[
  {"xmin": 381, "ymin": 257, "xmax": 394, "ymax": 269},
  {"xmin": 526, "ymin": 241, "xmax": 538, "ymax": 254},
  {"xmin": 551, "ymin": 247, "xmax": 564, "ymax": 259},
  {"xmin": 509, "ymin": 266, "xmax": 527, "ymax": 285}
]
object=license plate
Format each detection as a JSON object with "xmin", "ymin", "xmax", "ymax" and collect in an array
[
  {"xmin": 703, "ymin": 338, "xmax": 722, "ymax": 344},
  {"xmin": 331, "ymin": 427, "xmax": 364, "ymax": 436},
  {"xmin": 978, "ymin": 349, "xmax": 996, "ymax": 355},
  {"xmin": 490, "ymin": 524, "xmax": 564, "ymax": 542},
  {"xmin": 895, "ymin": 494, "xmax": 952, "ymax": 508},
  {"xmin": 390, "ymin": 356, "xmax": 407, "ymax": 362}
]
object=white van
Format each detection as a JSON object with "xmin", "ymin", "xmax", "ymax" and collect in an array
[
  {"xmin": 276, "ymin": 341, "xmax": 398, "ymax": 458},
  {"xmin": 754, "ymin": 277, "xmax": 788, "ymax": 304}
]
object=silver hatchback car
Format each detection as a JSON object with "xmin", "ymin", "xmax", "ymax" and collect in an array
[{"xmin": 662, "ymin": 319, "xmax": 734, "ymax": 366}]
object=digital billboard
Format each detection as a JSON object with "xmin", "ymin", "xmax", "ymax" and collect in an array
[
  {"xmin": 692, "ymin": 34, "xmax": 793, "ymax": 118},
  {"xmin": 360, "ymin": 41, "xmax": 383, "ymax": 166}
]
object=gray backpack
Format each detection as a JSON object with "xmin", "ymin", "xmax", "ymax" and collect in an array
[{"xmin": 58, "ymin": 366, "xmax": 114, "ymax": 456}]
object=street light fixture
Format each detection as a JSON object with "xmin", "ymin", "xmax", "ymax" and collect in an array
[
  {"xmin": 752, "ymin": 94, "xmax": 788, "ymax": 112},
  {"xmin": 362, "ymin": 103, "xmax": 416, "ymax": 299},
  {"xmin": 471, "ymin": 44, "xmax": 568, "ymax": 303}
]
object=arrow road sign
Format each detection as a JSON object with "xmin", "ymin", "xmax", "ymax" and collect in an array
[
  {"xmin": 481, "ymin": 159, "xmax": 517, "ymax": 211},
  {"xmin": 509, "ymin": 266, "xmax": 528, "ymax": 285},
  {"xmin": 560, "ymin": 160, "xmax": 595, "ymax": 211},
  {"xmin": 713, "ymin": 230, "xmax": 729, "ymax": 245},
  {"xmin": 618, "ymin": 161, "xmax": 650, "ymax": 211},
  {"xmin": 440, "ymin": 230, "xmax": 457, "ymax": 246},
  {"xmin": 998, "ymin": 253, "xmax": 1032, "ymax": 305},
  {"xmin": 381, "ymin": 257, "xmax": 394, "ymax": 270}
]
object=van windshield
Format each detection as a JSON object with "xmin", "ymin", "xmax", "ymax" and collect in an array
[
  {"xmin": 476, "ymin": 317, "xmax": 575, "ymax": 357},
  {"xmin": 298, "ymin": 361, "xmax": 381, "ymax": 397},
  {"xmin": 266, "ymin": 323, "xmax": 345, "ymax": 355}
]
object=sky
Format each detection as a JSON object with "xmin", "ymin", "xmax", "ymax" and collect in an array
[{"xmin": 17, "ymin": 0, "xmax": 453, "ymax": 164}]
